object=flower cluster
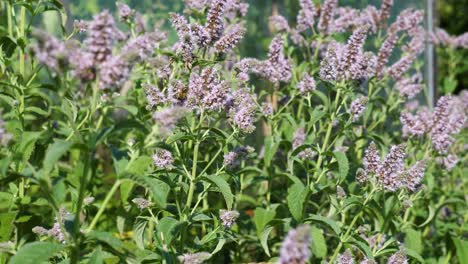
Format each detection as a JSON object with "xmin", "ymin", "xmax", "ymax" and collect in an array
[
  {"xmin": 278, "ymin": 225, "xmax": 311, "ymax": 264},
  {"xmin": 362, "ymin": 143, "xmax": 426, "ymax": 192}
]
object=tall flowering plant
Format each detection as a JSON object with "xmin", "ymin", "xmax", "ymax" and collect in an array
[{"xmin": 0, "ymin": 0, "xmax": 466, "ymax": 263}]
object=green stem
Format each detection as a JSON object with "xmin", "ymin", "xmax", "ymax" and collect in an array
[
  {"xmin": 86, "ymin": 180, "xmax": 122, "ymax": 233},
  {"xmin": 6, "ymin": 1, "xmax": 13, "ymax": 37},
  {"xmin": 185, "ymin": 141, "xmax": 200, "ymax": 211},
  {"xmin": 329, "ymin": 188, "xmax": 376, "ymax": 263},
  {"xmin": 19, "ymin": 6, "xmax": 26, "ymax": 77},
  {"xmin": 315, "ymin": 89, "xmax": 342, "ymax": 183},
  {"xmin": 70, "ymin": 152, "xmax": 90, "ymax": 264}
]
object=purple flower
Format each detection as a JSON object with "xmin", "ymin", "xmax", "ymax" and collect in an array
[
  {"xmin": 336, "ymin": 250, "xmax": 354, "ymax": 264},
  {"xmin": 396, "ymin": 73, "xmax": 423, "ymax": 99},
  {"xmin": 269, "ymin": 15, "xmax": 290, "ymax": 32},
  {"xmin": 376, "ymin": 33, "xmax": 398, "ymax": 77},
  {"xmin": 69, "ymin": 50, "xmax": 95, "ymax": 82},
  {"xmin": 73, "ymin": 20, "xmax": 88, "ymax": 33},
  {"xmin": 378, "ymin": 0, "xmax": 394, "ymax": 26},
  {"xmin": 349, "ymin": 97, "xmax": 368, "ymax": 122},
  {"xmin": 117, "ymin": 2, "xmax": 133, "ymax": 21},
  {"xmin": 297, "ymin": 73, "xmax": 316, "ymax": 95},
  {"xmin": 0, "ymin": 113, "xmax": 12, "ymax": 146},
  {"xmin": 214, "ymin": 23, "xmax": 245, "ymax": 53},
  {"xmin": 297, "ymin": 0, "xmax": 316, "ymax": 32},
  {"xmin": 122, "ymin": 32, "xmax": 166, "ymax": 60},
  {"xmin": 402, "ymin": 160, "xmax": 426, "ymax": 192},
  {"xmin": 170, "ymin": 13, "xmax": 195, "ymax": 63},
  {"xmin": 205, "ymin": 0, "xmax": 226, "ymax": 43},
  {"xmin": 318, "ymin": 0, "xmax": 338, "ymax": 33},
  {"xmin": 387, "ymin": 250, "xmax": 408, "ymax": 264},
  {"xmin": 48, "ymin": 222, "xmax": 66, "ymax": 243},
  {"xmin": 188, "ymin": 67, "xmax": 228, "ymax": 111},
  {"xmin": 228, "ymin": 88, "xmax": 257, "ymax": 133},
  {"xmin": 143, "ymin": 84, "xmax": 166, "ymax": 108},
  {"xmin": 343, "ymin": 25, "xmax": 369, "ymax": 71},
  {"xmin": 390, "ymin": 9, "xmax": 424, "ymax": 34},
  {"xmin": 430, "ymin": 96, "xmax": 466, "ymax": 154},
  {"xmin": 386, "ymin": 54, "xmax": 416, "ymax": 80},
  {"xmin": 153, "ymin": 106, "xmax": 189, "ymax": 136},
  {"xmin": 331, "ymin": 7, "xmax": 360, "ymax": 33},
  {"xmin": 32, "ymin": 226, "xmax": 48, "ymax": 236},
  {"xmin": 85, "ymin": 10, "xmax": 123, "ymax": 63},
  {"xmin": 400, "ymin": 111, "xmax": 428, "ymax": 138},
  {"xmin": 364, "ymin": 142, "xmax": 380, "ymax": 175},
  {"xmin": 153, "ymin": 149, "xmax": 174, "ymax": 169},
  {"xmin": 436, "ymin": 154, "xmax": 459, "ymax": 171},
  {"xmin": 376, "ymin": 144, "xmax": 406, "ymax": 192},
  {"xmin": 261, "ymin": 102, "xmax": 274, "ymax": 117},
  {"xmin": 31, "ymin": 31, "xmax": 67, "ymax": 73},
  {"xmin": 279, "ymin": 225, "xmax": 311, "ymax": 264},
  {"xmin": 178, "ymin": 252, "xmax": 211, "ymax": 264},
  {"xmin": 99, "ymin": 55, "xmax": 130, "ymax": 90},
  {"xmin": 219, "ymin": 209, "xmax": 240, "ymax": 228},
  {"xmin": 132, "ymin": 198, "xmax": 152, "ymax": 210}
]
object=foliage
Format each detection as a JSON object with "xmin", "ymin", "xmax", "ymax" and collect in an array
[{"xmin": 0, "ymin": 0, "xmax": 467, "ymax": 264}]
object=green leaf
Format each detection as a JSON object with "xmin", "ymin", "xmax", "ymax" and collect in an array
[
  {"xmin": 405, "ymin": 228, "xmax": 422, "ymax": 254},
  {"xmin": 202, "ymin": 174, "xmax": 233, "ymax": 210},
  {"xmin": 87, "ymin": 231, "xmax": 125, "ymax": 253},
  {"xmin": 287, "ymin": 182, "xmax": 309, "ymax": 221},
  {"xmin": 260, "ymin": 226, "xmax": 274, "ymax": 256},
  {"xmin": 133, "ymin": 220, "xmax": 147, "ymax": 250},
  {"xmin": 0, "ymin": 36, "xmax": 17, "ymax": 57},
  {"xmin": 309, "ymin": 109, "xmax": 326, "ymax": 125},
  {"xmin": 124, "ymin": 175, "xmax": 170, "ymax": 208},
  {"xmin": 125, "ymin": 156, "xmax": 152, "ymax": 175},
  {"xmin": 453, "ymin": 237, "xmax": 468, "ymax": 264},
  {"xmin": 406, "ymin": 248, "xmax": 425, "ymax": 263},
  {"xmin": 9, "ymin": 242, "xmax": 65, "ymax": 264},
  {"xmin": 87, "ymin": 246, "xmax": 104, "ymax": 264},
  {"xmin": 0, "ymin": 212, "xmax": 17, "ymax": 241},
  {"xmin": 263, "ymin": 136, "xmax": 279, "ymax": 167},
  {"xmin": 305, "ymin": 214, "xmax": 341, "ymax": 235},
  {"xmin": 310, "ymin": 226, "xmax": 327, "ymax": 258},
  {"xmin": 156, "ymin": 217, "xmax": 180, "ymax": 247},
  {"xmin": 43, "ymin": 139, "xmax": 73, "ymax": 175},
  {"xmin": 253, "ymin": 207, "xmax": 276, "ymax": 237},
  {"xmin": 333, "ymin": 151, "xmax": 349, "ymax": 181}
]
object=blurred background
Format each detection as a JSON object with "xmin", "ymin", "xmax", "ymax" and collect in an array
[{"xmin": 6, "ymin": 0, "xmax": 468, "ymax": 94}]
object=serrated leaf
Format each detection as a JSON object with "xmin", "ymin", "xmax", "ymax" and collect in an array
[
  {"xmin": 202, "ymin": 174, "xmax": 233, "ymax": 210},
  {"xmin": 253, "ymin": 207, "xmax": 276, "ymax": 237},
  {"xmin": 0, "ymin": 212, "xmax": 17, "ymax": 241},
  {"xmin": 9, "ymin": 242, "xmax": 65, "ymax": 264},
  {"xmin": 263, "ymin": 136, "xmax": 279, "ymax": 167},
  {"xmin": 260, "ymin": 226, "xmax": 274, "ymax": 256},
  {"xmin": 287, "ymin": 182, "xmax": 308, "ymax": 221},
  {"xmin": 453, "ymin": 238, "xmax": 468, "ymax": 264},
  {"xmin": 0, "ymin": 36, "xmax": 17, "ymax": 57},
  {"xmin": 406, "ymin": 248, "xmax": 425, "ymax": 263},
  {"xmin": 157, "ymin": 217, "xmax": 179, "ymax": 247},
  {"xmin": 405, "ymin": 228, "xmax": 422, "ymax": 254},
  {"xmin": 87, "ymin": 231, "xmax": 125, "ymax": 253},
  {"xmin": 87, "ymin": 246, "xmax": 104, "ymax": 264},
  {"xmin": 305, "ymin": 214, "xmax": 341, "ymax": 235},
  {"xmin": 333, "ymin": 151, "xmax": 349, "ymax": 181},
  {"xmin": 133, "ymin": 220, "xmax": 147, "ymax": 250},
  {"xmin": 125, "ymin": 156, "xmax": 152, "ymax": 175},
  {"xmin": 124, "ymin": 175, "xmax": 169, "ymax": 208},
  {"xmin": 310, "ymin": 226, "xmax": 327, "ymax": 258},
  {"xmin": 43, "ymin": 139, "xmax": 73, "ymax": 175}
]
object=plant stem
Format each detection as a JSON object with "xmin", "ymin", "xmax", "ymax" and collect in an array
[
  {"xmin": 19, "ymin": 6, "xmax": 26, "ymax": 77},
  {"xmin": 7, "ymin": 1, "xmax": 13, "ymax": 37},
  {"xmin": 315, "ymin": 89, "xmax": 342, "ymax": 183},
  {"xmin": 70, "ymin": 152, "xmax": 90, "ymax": 264},
  {"xmin": 329, "ymin": 188, "xmax": 376, "ymax": 263},
  {"xmin": 86, "ymin": 180, "xmax": 122, "ymax": 233},
  {"xmin": 185, "ymin": 141, "xmax": 200, "ymax": 211}
]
